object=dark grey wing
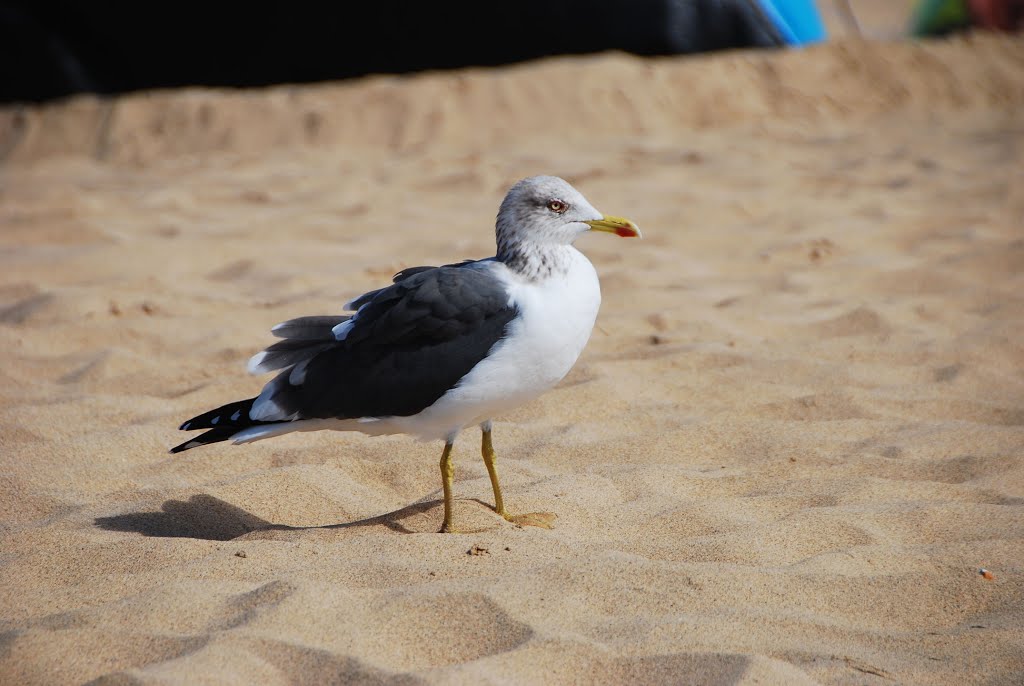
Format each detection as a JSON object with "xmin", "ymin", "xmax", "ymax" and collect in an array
[
  {"xmin": 346, "ymin": 260, "xmax": 480, "ymax": 310},
  {"xmin": 252, "ymin": 265, "xmax": 517, "ymax": 421},
  {"xmin": 391, "ymin": 265, "xmax": 439, "ymax": 282},
  {"xmin": 345, "ymin": 287, "xmax": 387, "ymax": 312},
  {"xmin": 270, "ymin": 315, "xmax": 350, "ymax": 340},
  {"xmin": 342, "ymin": 267, "xmax": 432, "ymax": 310},
  {"xmin": 247, "ymin": 315, "xmax": 350, "ymax": 376},
  {"xmin": 393, "ymin": 260, "xmax": 476, "ymax": 282}
]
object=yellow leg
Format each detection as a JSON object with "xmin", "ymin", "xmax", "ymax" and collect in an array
[
  {"xmin": 480, "ymin": 425, "xmax": 556, "ymax": 529},
  {"xmin": 439, "ymin": 441, "xmax": 457, "ymax": 533},
  {"xmin": 481, "ymin": 428, "xmax": 507, "ymax": 517}
]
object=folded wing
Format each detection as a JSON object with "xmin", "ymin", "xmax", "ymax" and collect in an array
[{"xmin": 249, "ymin": 264, "xmax": 517, "ymax": 422}]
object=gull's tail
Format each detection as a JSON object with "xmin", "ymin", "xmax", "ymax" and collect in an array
[
  {"xmin": 171, "ymin": 314, "xmax": 353, "ymax": 454},
  {"xmin": 170, "ymin": 398, "xmax": 266, "ymax": 453}
]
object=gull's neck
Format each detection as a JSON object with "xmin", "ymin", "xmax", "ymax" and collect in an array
[{"xmin": 496, "ymin": 238, "xmax": 575, "ymax": 281}]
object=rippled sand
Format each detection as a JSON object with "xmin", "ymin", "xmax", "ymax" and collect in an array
[{"xmin": 2, "ymin": 32, "xmax": 1023, "ymax": 685}]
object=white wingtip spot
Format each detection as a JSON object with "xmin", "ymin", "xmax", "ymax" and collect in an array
[
  {"xmin": 289, "ymin": 359, "xmax": 310, "ymax": 385},
  {"xmin": 211, "ymin": 416, "xmax": 220, "ymax": 425},
  {"xmin": 247, "ymin": 351, "xmax": 268, "ymax": 375},
  {"xmin": 181, "ymin": 422, "xmax": 192, "ymax": 431},
  {"xmin": 230, "ymin": 410, "xmax": 242, "ymax": 421},
  {"xmin": 331, "ymin": 319, "xmax": 355, "ymax": 341},
  {"xmin": 250, "ymin": 396, "xmax": 297, "ymax": 423}
]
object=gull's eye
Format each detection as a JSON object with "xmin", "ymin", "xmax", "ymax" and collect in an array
[{"xmin": 547, "ymin": 199, "xmax": 568, "ymax": 214}]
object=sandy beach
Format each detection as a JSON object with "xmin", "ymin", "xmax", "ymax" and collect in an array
[{"xmin": 2, "ymin": 24, "xmax": 1023, "ymax": 686}]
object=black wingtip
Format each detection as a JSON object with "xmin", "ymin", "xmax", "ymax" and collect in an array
[
  {"xmin": 175, "ymin": 398, "xmax": 257, "ymax": 433},
  {"xmin": 169, "ymin": 426, "xmax": 241, "ymax": 454},
  {"xmin": 169, "ymin": 440, "xmax": 205, "ymax": 456}
]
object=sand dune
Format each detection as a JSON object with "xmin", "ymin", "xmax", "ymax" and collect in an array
[{"xmin": 2, "ymin": 32, "xmax": 1023, "ymax": 685}]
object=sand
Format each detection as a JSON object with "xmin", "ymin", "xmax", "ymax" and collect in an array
[{"xmin": 2, "ymin": 25, "xmax": 1024, "ymax": 686}]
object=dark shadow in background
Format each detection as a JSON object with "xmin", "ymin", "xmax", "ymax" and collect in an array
[{"xmin": 1, "ymin": 0, "xmax": 785, "ymax": 103}]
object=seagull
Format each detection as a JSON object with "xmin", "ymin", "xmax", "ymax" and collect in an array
[{"xmin": 171, "ymin": 176, "xmax": 640, "ymax": 532}]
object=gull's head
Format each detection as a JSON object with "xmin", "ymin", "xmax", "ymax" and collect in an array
[{"xmin": 496, "ymin": 176, "xmax": 641, "ymax": 249}]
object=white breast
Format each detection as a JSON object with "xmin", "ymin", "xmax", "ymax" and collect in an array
[{"xmin": 390, "ymin": 249, "xmax": 602, "ymax": 440}]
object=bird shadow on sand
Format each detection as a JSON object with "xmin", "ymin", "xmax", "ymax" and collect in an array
[{"xmin": 93, "ymin": 494, "xmax": 491, "ymax": 540}]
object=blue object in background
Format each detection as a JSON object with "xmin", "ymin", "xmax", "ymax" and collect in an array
[{"xmin": 755, "ymin": 0, "xmax": 828, "ymax": 45}]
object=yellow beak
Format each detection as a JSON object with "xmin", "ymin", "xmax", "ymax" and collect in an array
[{"xmin": 585, "ymin": 215, "xmax": 642, "ymax": 238}]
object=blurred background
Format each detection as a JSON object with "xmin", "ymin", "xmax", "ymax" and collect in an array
[
  {"xmin": 2, "ymin": 0, "xmax": 1019, "ymax": 104},
  {"xmin": 2, "ymin": 1, "xmax": 1023, "ymax": 685}
]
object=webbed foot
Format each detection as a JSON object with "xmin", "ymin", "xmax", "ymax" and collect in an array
[{"xmin": 500, "ymin": 511, "xmax": 557, "ymax": 529}]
